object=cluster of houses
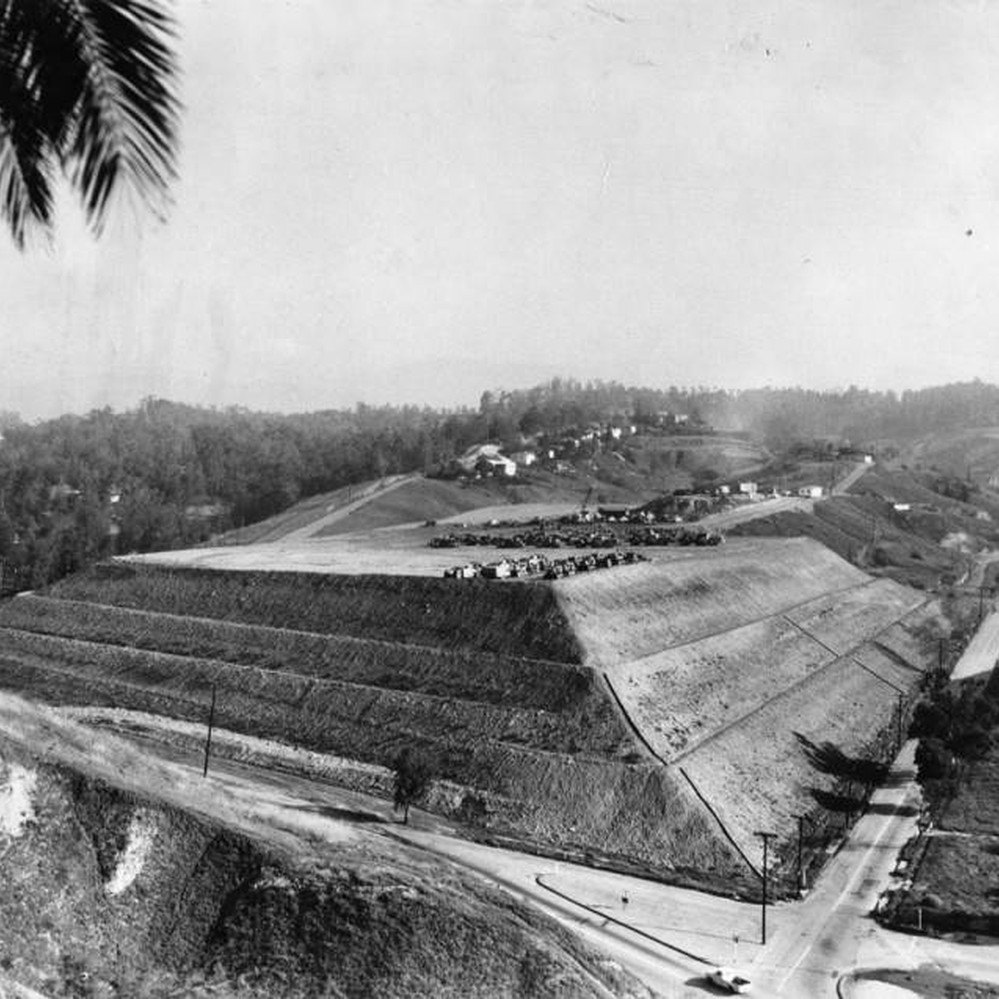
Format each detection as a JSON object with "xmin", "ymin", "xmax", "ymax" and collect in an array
[{"xmin": 451, "ymin": 423, "xmax": 643, "ymax": 480}]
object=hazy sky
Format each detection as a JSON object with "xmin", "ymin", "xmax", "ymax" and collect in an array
[{"xmin": 3, "ymin": 0, "xmax": 999, "ymax": 420}]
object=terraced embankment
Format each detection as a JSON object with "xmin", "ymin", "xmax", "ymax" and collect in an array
[
  {"xmin": 0, "ymin": 568, "xmax": 755, "ymax": 893},
  {"xmin": 553, "ymin": 538, "xmax": 945, "ymax": 870},
  {"xmin": 0, "ymin": 537, "xmax": 946, "ymax": 895}
]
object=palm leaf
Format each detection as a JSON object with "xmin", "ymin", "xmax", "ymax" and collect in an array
[
  {"xmin": 0, "ymin": 0, "xmax": 179, "ymax": 245},
  {"xmin": 0, "ymin": 60, "xmax": 55, "ymax": 247}
]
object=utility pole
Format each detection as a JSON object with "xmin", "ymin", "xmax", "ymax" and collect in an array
[
  {"xmin": 979, "ymin": 584, "xmax": 986, "ymax": 626},
  {"xmin": 203, "ymin": 682, "xmax": 217, "ymax": 778},
  {"xmin": 896, "ymin": 692, "xmax": 904, "ymax": 753},
  {"xmin": 756, "ymin": 831, "xmax": 777, "ymax": 945}
]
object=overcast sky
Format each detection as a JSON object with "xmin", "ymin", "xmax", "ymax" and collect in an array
[{"xmin": 3, "ymin": 0, "xmax": 998, "ymax": 420}]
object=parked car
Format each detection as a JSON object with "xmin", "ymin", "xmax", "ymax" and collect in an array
[{"xmin": 707, "ymin": 968, "xmax": 751, "ymax": 994}]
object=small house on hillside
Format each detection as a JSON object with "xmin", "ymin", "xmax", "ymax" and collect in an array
[{"xmin": 457, "ymin": 444, "xmax": 516, "ymax": 477}]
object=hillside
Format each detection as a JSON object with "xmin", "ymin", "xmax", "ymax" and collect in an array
[
  {"xmin": 550, "ymin": 539, "xmax": 942, "ymax": 862},
  {"xmin": 0, "ymin": 531, "xmax": 947, "ymax": 897},
  {"xmin": 0, "ymin": 695, "xmax": 651, "ymax": 999},
  {"xmin": 204, "ymin": 431, "xmax": 772, "ymax": 546},
  {"xmin": 726, "ymin": 458, "xmax": 999, "ymax": 588},
  {"xmin": 902, "ymin": 426, "xmax": 999, "ymax": 487}
]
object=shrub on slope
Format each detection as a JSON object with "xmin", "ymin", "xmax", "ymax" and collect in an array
[
  {"xmin": 48, "ymin": 563, "xmax": 583, "ymax": 663},
  {"xmin": 0, "ymin": 630, "xmax": 631, "ymax": 763},
  {"xmin": 0, "ymin": 595, "xmax": 593, "ymax": 712}
]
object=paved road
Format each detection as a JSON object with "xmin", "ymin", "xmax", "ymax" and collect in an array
[
  {"xmin": 752, "ymin": 742, "xmax": 925, "ymax": 997},
  {"xmin": 15, "ymin": 697, "xmax": 999, "ymax": 999},
  {"xmin": 141, "ymin": 736, "xmax": 999, "ymax": 999}
]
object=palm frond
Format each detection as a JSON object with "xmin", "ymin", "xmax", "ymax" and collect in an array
[
  {"xmin": 0, "ymin": 0, "xmax": 179, "ymax": 245},
  {"xmin": 0, "ymin": 7, "xmax": 57, "ymax": 247},
  {"xmin": 65, "ymin": 0, "xmax": 180, "ymax": 233}
]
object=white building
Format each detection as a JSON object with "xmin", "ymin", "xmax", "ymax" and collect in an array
[{"xmin": 457, "ymin": 443, "xmax": 517, "ymax": 477}]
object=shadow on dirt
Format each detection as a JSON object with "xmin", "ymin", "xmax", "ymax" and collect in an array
[{"xmin": 294, "ymin": 803, "xmax": 386, "ymax": 824}]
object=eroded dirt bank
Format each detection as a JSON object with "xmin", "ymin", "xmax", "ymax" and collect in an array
[{"xmin": 0, "ymin": 696, "xmax": 651, "ymax": 999}]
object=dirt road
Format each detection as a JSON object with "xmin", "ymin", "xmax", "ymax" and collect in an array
[
  {"xmin": 832, "ymin": 461, "xmax": 871, "ymax": 496},
  {"xmin": 699, "ymin": 495, "xmax": 813, "ymax": 531},
  {"xmin": 9, "ymin": 695, "xmax": 999, "ymax": 999},
  {"xmin": 275, "ymin": 472, "xmax": 421, "ymax": 542}
]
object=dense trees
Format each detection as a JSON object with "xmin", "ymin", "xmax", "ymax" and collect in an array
[
  {"xmin": 475, "ymin": 377, "xmax": 999, "ymax": 447},
  {"xmin": 0, "ymin": 397, "xmax": 507, "ymax": 587},
  {"xmin": 909, "ymin": 666, "xmax": 999, "ymax": 805}
]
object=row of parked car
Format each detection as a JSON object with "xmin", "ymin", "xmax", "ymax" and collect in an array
[
  {"xmin": 430, "ymin": 525, "xmax": 723, "ymax": 550},
  {"xmin": 441, "ymin": 549, "xmax": 649, "ymax": 580}
]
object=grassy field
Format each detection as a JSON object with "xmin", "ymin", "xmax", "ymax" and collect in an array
[
  {"xmin": 902, "ymin": 834, "xmax": 999, "ymax": 933},
  {"xmin": 314, "ymin": 476, "xmax": 577, "ymax": 535},
  {"xmin": 881, "ymin": 666, "xmax": 999, "ymax": 938},
  {"xmin": 903, "ymin": 746, "xmax": 999, "ymax": 935}
]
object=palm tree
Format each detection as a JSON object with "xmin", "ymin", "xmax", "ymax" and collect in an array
[{"xmin": 0, "ymin": 0, "xmax": 179, "ymax": 248}]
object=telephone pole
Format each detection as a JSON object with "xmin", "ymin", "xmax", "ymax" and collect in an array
[
  {"xmin": 756, "ymin": 831, "xmax": 777, "ymax": 945},
  {"xmin": 203, "ymin": 682, "xmax": 217, "ymax": 778}
]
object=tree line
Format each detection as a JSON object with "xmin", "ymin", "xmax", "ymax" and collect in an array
[{"xmin": 3, "ymin": 379, "xmax": 999, "ymax": 589}]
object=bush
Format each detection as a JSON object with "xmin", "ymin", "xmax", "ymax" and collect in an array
[
  {"xmin": 392, "ymin": 747, "xmax": 434, "ymax": 825},
  {"xmin": 916, "ymin": 738, "xmax": 953, "ymax": 782}
]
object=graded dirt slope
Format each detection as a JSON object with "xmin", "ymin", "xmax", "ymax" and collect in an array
[
  {"xmin": 547, "ymin": 537, "xmax": 940, "ymax": 877},
  {"xmin": 554, "ymin": 537, "xmax": 870, "ymax": 665},
  {"xmin": 677, "ymin": 643, "xmax": 917, "ymax": 864}
]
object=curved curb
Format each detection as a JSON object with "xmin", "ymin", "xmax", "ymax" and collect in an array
[
  {"xmin": 535, "ymin": 872, "xmax": 713, "ymax": 967},
  {"xmin": 836, "ymin": 968, "xmax": 924, "ymax": 999}
]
